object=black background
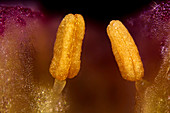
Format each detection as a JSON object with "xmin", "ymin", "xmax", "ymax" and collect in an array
[
  {"xmin": 0, "ymin": 0, "xmax": 154, "ymax": 21},
  {"xmin": 39, "ymin": 0, "xmax": 153, "ymax": 21}
]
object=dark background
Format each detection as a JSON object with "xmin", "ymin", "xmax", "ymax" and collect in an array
[
  {"xmin": 0, "ymin": 0, "xmax": 153, "ymax": 21},
  {"xmin": 39, "ymin": 0, "xmax": 152, "ymax": 20}
]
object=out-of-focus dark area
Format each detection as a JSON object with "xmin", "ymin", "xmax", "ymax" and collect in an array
[
  {"xmin": 39, "ymin": 0, "xmax": 153, "ymax": 21},
  {"xmin": 0, "ymin": 0, "xmax": 168, "ymax": 113},
  {"xmin": 0, "ymin": 0, "xmax": 153, "ymax": 21}
]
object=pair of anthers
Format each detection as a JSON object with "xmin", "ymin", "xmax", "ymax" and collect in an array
[{"xmin": 50, "ymin": 14, "xmax": 144, "ymax": 87}]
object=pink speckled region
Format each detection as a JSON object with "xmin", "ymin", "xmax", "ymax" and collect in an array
[
  {"xmin": 0, "ymin": 6, "xmax": 43, "ymax": 35},
  {"xmin": 150, "ymin": 1, "xmax": 170, "ymax": 21}
]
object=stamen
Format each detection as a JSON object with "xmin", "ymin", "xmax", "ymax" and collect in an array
[{"xmin": 107, "ymin": 20, "xmax": 144, "ymax": 81}]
